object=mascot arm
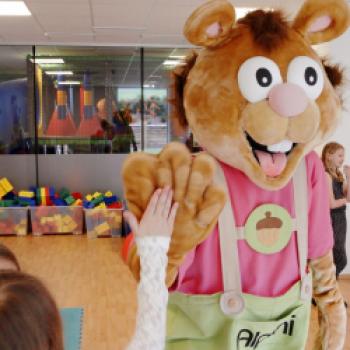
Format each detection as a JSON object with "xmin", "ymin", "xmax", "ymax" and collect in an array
[
  {"xmin": 309, "ymin": 251, "xmax": 347, "ymax": 350},
  {"xmin": 122, "ymin": 142, "xmax": 226, "ymax": 286}
]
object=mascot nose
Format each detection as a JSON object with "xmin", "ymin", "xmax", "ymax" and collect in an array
[{"xmin": 268, "ymin": 83, "xmax": 308, "ymax": 118}]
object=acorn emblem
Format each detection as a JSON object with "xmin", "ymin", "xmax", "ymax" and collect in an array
[{"xmin": 256, "ymin": 211, "xmax": 282, "ymax": 246}]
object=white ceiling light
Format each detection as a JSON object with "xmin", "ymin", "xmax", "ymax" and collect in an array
[
  {"xmin": 169, "ymin": 55, "xmax": 186, "ymax": 59},
  {"xmin": 58, "ymin": 81, "xmax": 81, "ymax": 85},
  {"xmin": 31, "ymin": 58, "xmax": 65, "ymax": 64},
  {"xmin": 0, "ymin": 1, "xmax": 31, "ymax": 16},
  {"xmin": 46, "ymin": 71, "xmax": 73, "ymax": 75},
  {"xmin": 163, "ymin": 60, "xmax": 186, "ymax": 66}
]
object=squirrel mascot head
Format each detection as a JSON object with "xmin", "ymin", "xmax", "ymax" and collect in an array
[{"xmin": 172, "ymin": 0, "xmax": 350, "ymax": 190}]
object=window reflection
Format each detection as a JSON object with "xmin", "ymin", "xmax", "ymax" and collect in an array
[
  {"xmin": 35, "ymin": 46, "xmax": 141, "ymax": 154},
  {"xmin": 0, "ymin": 46, "xmax": 33, "ymax": 154},
  {"xmin": 0, "ymin": 46, "xmax": 195, "ymax": 155},
  {"xmin": 144, "ymin": 48, "xmax": 191, "ymax": 153}
]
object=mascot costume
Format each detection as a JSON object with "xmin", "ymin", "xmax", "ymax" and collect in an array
[{"xmin": 122, "ymin": 0, "xmax": 349, "ymax": 348}]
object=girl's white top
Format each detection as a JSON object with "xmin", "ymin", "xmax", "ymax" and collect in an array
[{"xmin": 126, "ymin": 236, "xmax": 170, "ymax": 350}]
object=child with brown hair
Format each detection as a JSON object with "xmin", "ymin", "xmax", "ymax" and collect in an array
[
  {"xmin": 0, "ymin": 271, "xmax": 63, "ymax": 350},
  {"xmin": 0, "ymin": 243, "xmax": 20, "ymax": 271},
  {"xmin": 322, "ymin": 142, "xmax": 350, "ymax": 277}
]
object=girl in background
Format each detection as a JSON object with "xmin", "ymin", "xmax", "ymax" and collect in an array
[{"xmin": 322, "ymin": 142, "xmax": 350, "ymax": 278}]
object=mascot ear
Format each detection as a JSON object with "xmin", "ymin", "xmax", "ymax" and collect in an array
[
  {"xmin": 184, "ymin": 0, "xmax": 235, "ymax": 47},
  {"xmin": 293, "ymin": 0, "xmax": 350, "ymax": 44}
]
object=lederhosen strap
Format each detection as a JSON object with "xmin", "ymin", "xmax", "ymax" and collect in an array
[
  {"xmin": 216, "ymin": 163, "xmax": 245, "ymax": 315},
  {"xmin": 293, "ymin": 159, "xmax": 312, "ymax": 301},
  {"xmin": 214, "ymin": 159, "xmax": 310, "ymax": 316}
]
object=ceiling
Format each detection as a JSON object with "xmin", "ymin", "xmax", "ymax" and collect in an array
[
  {"xmin": 0, "ymin": 0, "xmax": 325, "ymax": 87},
  {"xmin": 0, "ymin": 46, "xmax": 193, "ymax": 86},
  {"xmin": 0, "ymin": 0, "xmax": 304, "ymax": 46}
]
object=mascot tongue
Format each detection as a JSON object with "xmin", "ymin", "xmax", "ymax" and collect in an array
[{"xmin": 255, "ymin": 150, "xmax": 287, "ymax": 177}]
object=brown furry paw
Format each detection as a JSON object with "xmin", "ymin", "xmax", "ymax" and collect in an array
[
  {"xmin": 122, "ymin": 142, "xmax": 226, "ymax": 286},
  {"xmin": 157, "ymin": 143, "xmax": 226, "ymax": 285},
  {"xmin": 122, "ymin": 152, "xmax": 158, "ymax": 221},
  {"xmin": 310, "ymin": 251, "xmax": 347, "ymax": 350}
]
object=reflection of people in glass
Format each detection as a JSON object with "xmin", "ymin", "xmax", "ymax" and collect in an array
[
  {"xmin": 122, "ymin": 105, "xmax": 133, "ymax": 123},
  {"xmin": 148, "ymin": 97, "xmax": 160, "ymax": 118},
  {"xmin": 92, "ymin": 98, "xmax": 114, "ymax": 153},
  {"xmin": 112, "ymin": 108, "xmax": 137, "ymax": 153},
  {"xmin": 96, "ymin": 98, "xmax": 110, "ymax": 121},
  {"xmin": 95, "ymin": 98, "xmax": 137, "ymax": 153},
  {"xmin": 9, "ymin": 96, "xmax": 26, "ymax": 154},
  {"xmin": 95, "ymin": 98, "xmax": 115, "ymax": 138}
]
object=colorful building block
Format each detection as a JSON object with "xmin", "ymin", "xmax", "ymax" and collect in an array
[
  {"xmin": 19, "ymin": 198, "xmax": 36, "ymax": 207},
  {"xmin": 0, "ymin": 178, "xmax": 14, "ymax": 198},
  {"xmin": 3, "ymin": 192, "xmax": 16, "ymax": 200},
  {"xmin": 91, "ymin": 194, "xmax": 104, "ymax": 207},
  {"xmin": 73, "ymin": 199, "xmax": 82, "ymax": 206},
  {"xmin": 59, "ymin": 188, "xmax": 70, "ymax": 200},
  {"xmin": 72, "ymin": 192, "xmax": 82, "ymax": 200},
  {"xmin": 104, "ymin": 195, "xmax": 117, "ymax": 205},
  {"xmin": 94, "ymin": 222, "xmax": 110, "ymax": 236},
  {"xmin": 64, "ymin": 195, "xmax": 75, "ymax": 206},
  {"xmin": 19, "ymin": 191, "xmax": 35, "ymax": 198},
  {"xmin": 96, "ymin": 202, "xmax": 106, "ymax": 209}
]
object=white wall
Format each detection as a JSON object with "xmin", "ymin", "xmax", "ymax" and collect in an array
[
  {"xmin": 37, "ymin": 154, "xmax": 128, "ymax": 197},
  {"xmin": 325, "ymin": 30, "xmax": 350, "ymax": 274},
  {"xmin": 0, "ymin": 155, "xmax": 36, "ymax": 190},
  {"xmin": 0, "ymin": 154, "xmax": 128, "ymax": 197}
]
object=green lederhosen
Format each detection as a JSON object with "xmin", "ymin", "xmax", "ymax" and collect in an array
[{"xmin": 166, "ymin": 160, "xmax": 312, "ymax": 350}]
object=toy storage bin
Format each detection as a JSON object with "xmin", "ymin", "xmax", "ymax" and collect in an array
[
  {"xmin": 84, "ymin": 208, "xmax": 123, "ymax": 238},
  {"xmin": 0, "ymin": 207, "xmax": 28, "ymax": 236},
  {"xmin": 30, "ymin": 206, "xmax": 83, "ymax": 235}
]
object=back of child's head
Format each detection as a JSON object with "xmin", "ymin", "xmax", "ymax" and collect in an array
[
  {"xmin": 0, "ymin": 244, "xmax": 20, "ymax": 271},
  {"xmin": 0, "ymin": 271, "xmax": 63, "ymax": 350}
]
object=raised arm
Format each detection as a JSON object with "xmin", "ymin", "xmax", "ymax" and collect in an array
[
  {"xmin": 125, "ymin": 187, "xmax": 178, "ymax": 350},
  {"xmin": 342, "ymin": 165, "xmax": 350, "ymax": 201}
]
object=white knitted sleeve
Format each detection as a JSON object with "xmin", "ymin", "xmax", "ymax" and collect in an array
[{"xmin": 126, "ymin": 236, "xmax": 170, "ymax": 350}]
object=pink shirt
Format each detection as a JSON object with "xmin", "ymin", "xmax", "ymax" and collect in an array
[{"xmin": 172, "ymin": 151, "xmax": 333, "ymax": 297}]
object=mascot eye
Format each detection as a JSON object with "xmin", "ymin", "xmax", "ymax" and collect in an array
[
  {"xmin": 305, "ymin": 67, "xmax": 317, "ymax": 86},
  {"xmin": 287, "ymin": 56, "xmax": 324, "ymax": 100},
  {"xmin": 256, "ymin": 68, "xmax": 272, "ymax": 87},
  {"xmin": 238, "ymin": 56, "xmax": 282, "ymax": 103}
]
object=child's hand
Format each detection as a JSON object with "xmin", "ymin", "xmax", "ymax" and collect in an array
[
  {"xmin": 340, "ymin": 198, "xmax": 347, "ymax": 206},
  {"xmin": 343, "ymin": 165, "xmax": 350, "ymax": 179},
  {"xmin": 123, "ymin": 187, "xmax": 179, "ymax": 238}
]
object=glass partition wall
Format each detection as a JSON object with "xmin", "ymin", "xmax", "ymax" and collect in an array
[
  {"xmin": 0, "ymin": 46, "xmax": 34, "ymax": 154},
  {"xmin": 0, "ymin": 46, "xmax": 37, "ymax": 189},
  {"xmin": 34, "ymin": 46, "xmax": 141, "ymax": 154},
  {"xmin": 143, "ymin": 48, "xmax": 190, "ymax": 152},
  {"xmin": 0, "ymin": 45, "xmax": 192, "ymax": 191}
]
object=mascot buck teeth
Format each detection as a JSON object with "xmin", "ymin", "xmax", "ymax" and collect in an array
[{"xmin": 123, "ymin": 0, "xmax": 350, "ymax": 349}]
